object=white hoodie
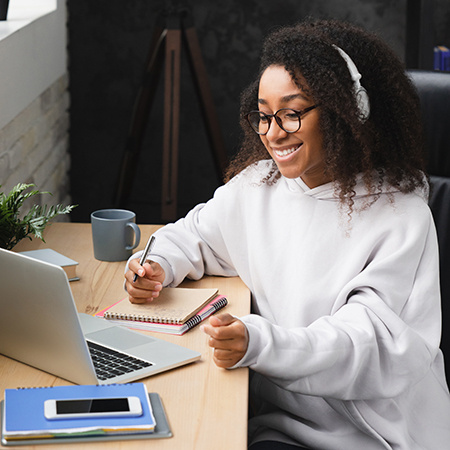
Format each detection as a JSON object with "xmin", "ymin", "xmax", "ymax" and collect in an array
[{"xmin": 133, "ymin": 160, "xmax": 450, "ymax": 449}]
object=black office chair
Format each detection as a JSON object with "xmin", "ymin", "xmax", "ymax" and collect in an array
[{"xmin": 407, "ymin": 69, "xmax": 450, "ymax": 383}]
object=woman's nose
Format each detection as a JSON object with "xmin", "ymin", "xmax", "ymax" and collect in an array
[{"xmin": 265, "ymin": 118, "xmax": 288, "ymax": 141}]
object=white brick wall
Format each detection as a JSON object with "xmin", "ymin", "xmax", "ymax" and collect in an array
[{"xmin": 0, "ymin": 73, "xmax": 71, "ymax": 212}]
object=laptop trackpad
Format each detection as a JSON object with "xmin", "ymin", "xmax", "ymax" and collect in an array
[{"xmin": 85, "ymin": 326, "xmax": 156, "ymax": 351}]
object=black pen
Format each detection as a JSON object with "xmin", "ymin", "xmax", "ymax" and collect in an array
[{"xmin": 133, "ymin": 235, "xmax": 156, "ymax": 282}]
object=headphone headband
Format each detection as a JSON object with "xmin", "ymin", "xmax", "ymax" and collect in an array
[{"xmin": 333, "ymin": 45, "xmax": 370, "ymax": 122}]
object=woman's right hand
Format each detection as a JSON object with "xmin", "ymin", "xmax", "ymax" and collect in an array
[{"xmin": 124, "ymin": 259, "xmax": 166, "ymax": 304}]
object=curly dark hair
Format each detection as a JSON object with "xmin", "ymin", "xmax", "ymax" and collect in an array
[{"xmin": 224, "ymin": 19, "xmax": 427, "ymax": 209}]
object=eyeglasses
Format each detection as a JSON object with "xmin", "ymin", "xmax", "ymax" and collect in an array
[{"xmin": 245, "ymin": 105, "xmax": 318, "ymax": 135}]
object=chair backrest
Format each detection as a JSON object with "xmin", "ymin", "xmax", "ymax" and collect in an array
[{"xmin": 408, "ymin": 70, "xmax": 450, "ymax": 380}]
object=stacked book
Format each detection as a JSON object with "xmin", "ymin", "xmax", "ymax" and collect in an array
[
  {"xmin": 1, "ymin": 383, "xmax": 171, "ymax": 445},
  {"xmin": 19, "ymin": 249, "xmax": 79, "ymax": 282}
]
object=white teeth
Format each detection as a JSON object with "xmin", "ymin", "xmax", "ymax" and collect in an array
[{"xmin": 274, "ymin": 147, "xmax": 298, "ymax": 157}]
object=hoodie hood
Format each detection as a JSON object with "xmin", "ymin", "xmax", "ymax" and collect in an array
[{"xmin": 284, "ymin": 172, "xmax": 429, "ymax": 203}]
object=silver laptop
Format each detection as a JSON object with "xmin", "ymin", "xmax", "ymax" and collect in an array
[{"xmin": 0, "ymin": 248, "xmax": 201, "ymax": 385}]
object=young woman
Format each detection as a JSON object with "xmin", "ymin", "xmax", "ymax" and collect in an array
[{"xmin": 125, "ymin": 19, "xmax": 450, "ymax": 449}]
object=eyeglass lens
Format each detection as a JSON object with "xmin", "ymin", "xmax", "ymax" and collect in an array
[{"xmin": 247, "ymin": 109, "xmax": 301, "ymax": 135}]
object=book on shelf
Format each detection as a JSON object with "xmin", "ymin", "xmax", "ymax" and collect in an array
[
  {"xmin": 2, "ymin": 383, "xmax": 155, "ymax": 442},
  {"xmin": 96, "ymin": 294, "xmax": 228, "ymax": 335},
  {"xmin": 434, "ymin": 45, "xmax": 450, "ymax": 72},
  {"xmin": 19, "ymin": 248, "xmax": 79, "ymax": 281}
]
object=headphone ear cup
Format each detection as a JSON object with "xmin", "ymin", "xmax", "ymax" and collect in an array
[{"xmin": 355, "ymin": 87, "xmax": 370, "ymax": 122}]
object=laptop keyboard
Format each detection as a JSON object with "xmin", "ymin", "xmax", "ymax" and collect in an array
[{"xmin": 87, "ymin": 341, "xmax": 153, "ymax": 381}]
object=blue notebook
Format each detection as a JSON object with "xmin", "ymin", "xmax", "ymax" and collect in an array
[{"xmin": 3, "ymin": 383, "xmax": 155, "ymax": 441}]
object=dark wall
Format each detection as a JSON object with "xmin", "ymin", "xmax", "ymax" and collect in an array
[{"xmin": 67, "ymin": 0, "xmax": 450, "ymax": 224}]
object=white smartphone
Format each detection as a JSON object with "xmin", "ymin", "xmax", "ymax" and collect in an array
[{"xmin": 44, "ymin": 396, "xmax": 142, "ymax": 420}]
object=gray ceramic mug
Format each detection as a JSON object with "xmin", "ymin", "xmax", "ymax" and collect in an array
[{"xmin": 91, "ymin": 209, "xmax": 141, "ymax": 261}]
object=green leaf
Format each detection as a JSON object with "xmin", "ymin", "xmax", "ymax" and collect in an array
[{"xmin": 0, "ymin": 183, "xmax": 77, "ymax": 250}]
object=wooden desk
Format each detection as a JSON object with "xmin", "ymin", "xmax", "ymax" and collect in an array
[{"xmin": 1, "ymin": 223, "xmax": 250, "ymax": 449}]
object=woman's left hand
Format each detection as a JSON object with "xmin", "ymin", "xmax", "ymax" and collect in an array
[{"xmin": 201, "ymin": 313, "xmax": 249, "ymax": 368}]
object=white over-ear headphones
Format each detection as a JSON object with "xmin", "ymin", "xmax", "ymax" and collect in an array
[{"xmin": 333, "ymin": 45, "xmax": 370, "ymax": 122}]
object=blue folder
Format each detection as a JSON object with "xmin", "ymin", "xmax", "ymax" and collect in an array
[{"xmin": 3, "ymin": 383, "xmax": 155, "ymax": 440}]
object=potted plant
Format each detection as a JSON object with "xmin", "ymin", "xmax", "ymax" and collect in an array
[{"xmin": 0, "ymin": 183, "xmax": 77, "ymax": 250}]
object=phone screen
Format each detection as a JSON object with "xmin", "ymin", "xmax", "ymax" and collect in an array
[{"xmin": 56, "ymin": 398, "xmax": 130, "ymax": 414}]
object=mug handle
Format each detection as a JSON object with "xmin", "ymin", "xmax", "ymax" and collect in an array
[{"xmin": 125, "ymin": 222, "xmax": 141, "ymax": 251}]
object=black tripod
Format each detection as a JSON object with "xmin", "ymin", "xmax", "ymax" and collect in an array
[{"xmin": 113, "ymin": 3, "xmax": 228, "ymax": 222}]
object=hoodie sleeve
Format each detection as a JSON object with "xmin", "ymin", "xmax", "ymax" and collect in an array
[
  {"xmin": 233, "ymin": 207, "xmax": 442, "ymax": 400},
  {"xmin": 126, "ymin": 161, "xmax": 271, "ymax": 286},
  {"xmin": 132, "ymin": 189, "xmax": 238, "ymax": 288}
]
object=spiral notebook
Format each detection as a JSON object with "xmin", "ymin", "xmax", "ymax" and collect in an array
[
  {"xmin": 100, "ymin": 288, "xmax": 219, "ymax": 325},
  {"xmin": 97, "ymin": 295, "xmax": 228, "ymax": 335}
]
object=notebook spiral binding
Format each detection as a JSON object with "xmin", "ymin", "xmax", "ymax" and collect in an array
[
  {"xmin": 104, "ymin": 312, "xmax": 184, "ymax": 324},
  {"xmin": 104, "ymin": 296, "xmax": 228, "ymax": 325}
]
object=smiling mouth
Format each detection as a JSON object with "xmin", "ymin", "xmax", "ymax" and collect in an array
[{"xmin": 273, "ymin": 145, "xmax": 302, "ymax": 157}]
